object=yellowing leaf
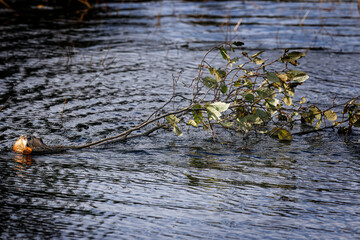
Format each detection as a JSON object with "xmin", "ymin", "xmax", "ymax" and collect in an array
[
  {"xmin": 209, "ymin": 102, "xmax": 230, "ymax": 113},
  {"xmin": 253, "ymin": 57, "xmax": 265, "ymax": 65},
  {"xmin": 315, "ymin": 119, "xmax": 322, "ymax": 130},
  {"xmin": 299, "ymin": 97, "xmax": 306, "ymax": 104},
  {"xmin": 278, "ymin": 129, "xmax": 292, "ymax": 141},
  {"xmin": 173, "ymin": 124, "xmax": 183, "ymax": 136},
  {"xmin": 283, "ymin": 96, "xmax": 292, "ymax": 106},
  {"xmin": 277, "ymin": 73, "xmax": 288, "ymax": 82},
  {"xmin": 324, "ymin": 110, "xmax": 337, "ymax": 121},
  {"xmin": 310, "ymin": 106, "xmax": 321, "ymax": 120},
  {"xmin": 187, "ymin": 119, "xmax": 198, "ymax": 128},
  {"xmin": 166, "ymin": 115, "xmax": 180, "ymax": 125}
]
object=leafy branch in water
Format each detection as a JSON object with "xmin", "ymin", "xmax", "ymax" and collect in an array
[
  {"xmin": 14, "ymin": 42, "xmax": 360, "ymax": 155},
  {"xmin": 86, "ymin": 41, "xmax": 359, "ymax": 146},
  {"xmin": 154, "ymin": 41, "xmax": 359, "ymax": 142}
]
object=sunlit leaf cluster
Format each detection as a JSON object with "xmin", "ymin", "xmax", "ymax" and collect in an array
[{"xmin": 161, "ymin": 42, "xmax": 359, "ymax": 142}]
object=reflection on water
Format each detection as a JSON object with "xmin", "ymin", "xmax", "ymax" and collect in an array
[
  {"xmin": 13, "ymin": 154, "xmax": 33, "ymax": 178},
  {"xmin": 0, "ymin": 0, "xmax": 360, "ymax": 239}
]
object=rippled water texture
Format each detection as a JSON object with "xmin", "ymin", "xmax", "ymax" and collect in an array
[{"xmin": 1, "ymin": 1, "xmax": 360, "ymax": 239}]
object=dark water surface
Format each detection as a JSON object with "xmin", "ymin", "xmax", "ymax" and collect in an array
[{"xmin": 1, "ymin": 1, "xmax": 360, "ymax": 239}]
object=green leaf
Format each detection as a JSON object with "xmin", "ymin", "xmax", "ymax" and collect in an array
[
  {"xmin": 244, "ymin": 93, "xmax": 254, "ymax": 101},
  {"xmin": 237, "ymin": 116, "xmax": 253, "ymax": 134},
  {"xmin": 221, "ymin": 84, "xmax": 228, "ymax": 94},
  {"xmin": 277, "ymin": 129, "xmax": 292, "ymax": 141},
  {"xmin": 266, "ymin": 72, "xmax": 280, "ymax": 83},
  {"xmin": 353, "ymin": 119, "xmax": 360, "ymax": 127},
  {"xmin": 257, "ymin": 87, "xmax": 275, "ymax": 99},
  {"xmin": 282, "ymin": 57, "xmax": 299, "ymax": 66},
  {"xmin": 192, "ymin": 104, "xmax": 203, "ymax": 124},
  {"xmin": 254, "ymin": 109, "xmax": 270, "ymax": 122},
  {"xmin": 286, "ymin": 70, "xmax": 309, "ymax": 83},
  {"xmin": 301, "ymin": 112, "xmax": 315, "ymax": 124},
  {"xmin": 324, "ymin": 110, "xmax": 337, "ymax": 121},
  {"xmin": 234, "ymin": 80, "xmax": 241, "ymax": 88},
  {"xmin": 215, "ymin": 69, "xmax": 226, "ymax": 81},
  {"xmin": 209, "ymin": 67, "xmax": 215, "ymax": 75},
  {"xmin": 219, "ymin": 46, "xmax": 230, "ymax": 61},
  {"xmin": 230, "ymin": 57, "xmax": 239, "ymax": 63},
  {"xmin": 233, "ymin": 41, "xmax": 245, "ymax": 47},
  {"xmin": 265, "ymin": 98, "xmax": 280, "ymax": 115},
  {"xmin": 202, "ymin": 76, "xmax": 218, "ymax": 88},
  {"xmin": 287, "ymin": 51, "xmax": 306, "ymax": 60}
]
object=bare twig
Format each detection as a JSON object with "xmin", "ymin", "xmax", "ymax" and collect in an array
[
  {"xmin": 0, "ymin": 97, "xmax": 10, "ymax": 112},
  {"xmin": 61, "ymin": 98, "xmax": 67, "ymax": 121}
]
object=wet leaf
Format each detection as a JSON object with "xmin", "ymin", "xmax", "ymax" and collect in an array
[
  {"xmin": 287, "ymin": 51, "xmax": 306, "ymax": 60},
  {"xmin": 282, "ymin": 57, "xmax": 299, "ymax": 66},
  {"xmin": 219, "ymin": 46, "xmax": 230, "ymax": 61},
  {"xmin": 277, "ymin": 73, "xmax": 288, "ymax": 82},
  {"xmin": 166, "ymin": 114, "xmax": 180, "ymax": 125},
  {"xmin": 255, "ymin": 109, "xmax": 270, "ymax": 122},
  {"xmin": 233, "ymin": 41, "xmax": 245, "ymax": 47},
  {"xmin": 277, "ymin": 129, "xmax": 292, "ymax": 141},
  {"xmin": 192, "ymin": 104, "xmax": 203, "ymax": 124},
  {"xmin": 207, "ymin": 106, "xmax": 221, "ymax": 121},
  {"xmin": 173, "ymin": 124, "xmax": 183, "ymax": 136},
  {"xmin": 253, "ymin": 57, "xmax": 265, "ymax": 65},
  {"xmin": 353, "ymin": 119, "xmax": 360, "ymax": 127},
  {"xmin": 234, "ymin": 80, "xmax": 241, "ymax": 88},
  {"xmin": 202, "ymin": 76, "xmax": 218, "ymax": 88},
  {"xmin": 286, "ymin": 70, "xmax": 309, "ymax": 83},
  {"xmin": 244, "ymin": 93, "xmax": 254, "ymax": 101},
  {"xmin": 257, "ymin": 87, "xmax": 275, "ymax": 99},
  {"xmin": 283, "ymin": 96, "xmax": 292, "ymax": 106},
  {"xmin": 299, "ymin": 97, "xmax": 306, "ymax": 104},
  {"xmin": 229, "ymin": 57, "xmax": 239, "ymax": 66},
  {"xmin": 310, "ymin": 106, "xmax": 321, "ymax": 120},
  {"xmin": 221, "ymin": 84, "xmax": 228, "ymax": 94},
  {"xmin": 187, "ymin": 119, "xmax": 198, "ymax": 128},
  {"xmin": 215, "ymin": 69, "xmax": 226, "ymax": 81},
  {"xmin": 221, "ymin": 122, "xmax": 233, "ymax": 128},
  {"xmin": 324, "ymin": 110, "xmax": 337, "ymax": 121},
  {"xmin": 315, "ymin": 119, "xmax": 322, "ymax": 130},
  {"xmin": 209, "ymin": 67, "xmax": 215, "ymax": 75},
  {"xmin": 210, "ymin": 102, "xmax": 230, "ymax": 113},
  {"xmin": 266, "ymin": 72, "xmax": 280, "ymax": 83}
]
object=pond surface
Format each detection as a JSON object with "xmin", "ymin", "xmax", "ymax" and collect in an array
[{"xmin": 1, "ymin": 0, "xmax": 360, "ymax": 239}]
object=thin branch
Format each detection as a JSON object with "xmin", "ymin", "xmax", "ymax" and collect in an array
[
  {"xmin": 61, "ymin": 98, "xmax": 67, "ymax": 121},
  {"xmin": 0, "ymin": 97, "xmax": 10, "ymax": 112}
]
